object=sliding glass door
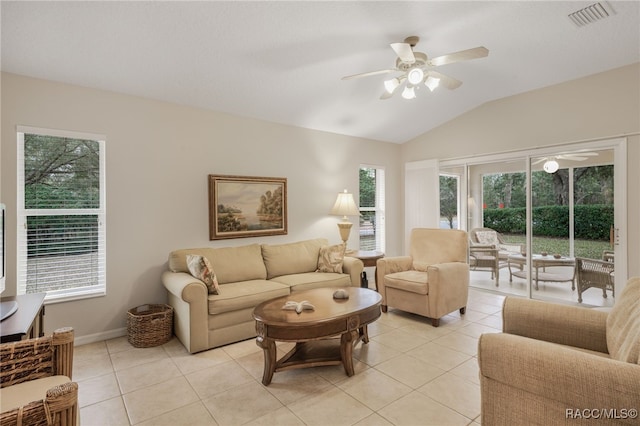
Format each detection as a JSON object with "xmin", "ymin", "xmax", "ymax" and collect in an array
[{"xmin": 438, "ymin": 139, "xmax": 626, "ymax": 307}]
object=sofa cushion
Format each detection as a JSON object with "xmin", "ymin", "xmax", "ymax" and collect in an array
[
  {"xmin": 261, "ymin": 238, "xmax": 326, "ymax": 279},
  {"xmin": 271, "ymin": 272, "xmax": 351, "ymax": 292},
  {"xmin": 606, "ymin": 277, "xmax": 640, "ymax": 364},
  {"xmin": 186, "ymin": 254, "xmax": 220, "ymax": 294},
  {"xmin": 316, "ymin": 243, "xmax": 346, "ymax": 273},
  {"xmin": 207, "ymin": 280, "xmax": 290, "ymax": 315},
  {"xmin": 383, "ymin": 270, "xmax": 429, "ymax": 295},
  {"xmin": 169, "ymin": 244, "xmax": 267, "ymax": 284}
]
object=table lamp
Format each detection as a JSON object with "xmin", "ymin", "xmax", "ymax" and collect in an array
[{"xmin": 330, "ymin": 189, "xmax": 360, "ymax": 245}]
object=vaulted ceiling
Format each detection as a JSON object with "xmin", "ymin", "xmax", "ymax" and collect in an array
[{"xmin": 2, "ymin": 1, "xmax": 639, "ymax": 143}]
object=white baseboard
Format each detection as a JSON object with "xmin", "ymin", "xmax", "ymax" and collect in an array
[{"xmin": 74, "ymin": 327, "xmax": 127, "ymax": 346}]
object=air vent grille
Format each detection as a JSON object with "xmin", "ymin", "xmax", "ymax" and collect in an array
[{"xmin": 568, "ymin": 2, "xmax": 614, "ymax": 27}]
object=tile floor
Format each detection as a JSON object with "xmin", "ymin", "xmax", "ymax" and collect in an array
[
  {"xmin": 468, "ymin": 268, "xmax": 615, "ymax": 308},
  {"xmin": 76, "ymin": 287, "xmax": 505, "ymax": 426}
]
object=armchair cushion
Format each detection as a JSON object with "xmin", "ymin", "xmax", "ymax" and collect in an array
[
  {"xmin": 606, "ymin": 276, "xmax": 640, "ymax": 363},
  {"xmin": 384, "ymin": 270, "xmax": 429, "ymax": 295},
  {"xmin": 0, "ymin": 375, "xmax": 70, "ymax": 412}
]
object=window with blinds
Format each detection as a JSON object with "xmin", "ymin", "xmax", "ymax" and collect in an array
[
  {"xmin": 359, "ymin": 166, "xmax": 385, "ymax": 252},
  {"xmin": 17, "ymin": 127, "xmax": 106, "ymax": 301}
]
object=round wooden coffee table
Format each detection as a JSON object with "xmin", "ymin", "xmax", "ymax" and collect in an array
[{"xmin": 252, "ymin": 287, "xmax": 382, "ymax": 385}]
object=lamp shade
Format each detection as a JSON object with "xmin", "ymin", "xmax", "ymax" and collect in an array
[
  {"xmin": 425, "ymin": 75, "xmax": 440, "ymax": 92},
  {"xmin": 330, "ymin": 190, "xmax": 360, "ymax": 218},
  {"xmin": 401, "ymin": 86, "xmax": 416, "ymax": 99}
]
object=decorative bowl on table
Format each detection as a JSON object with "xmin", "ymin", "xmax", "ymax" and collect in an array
[
  {"xmin": 553, "ymin": 253, "xmax": 562, "ymax": 259},
  {"xmin": 541, "ymin": 252, "xmax": 548, "ymax": 257}
]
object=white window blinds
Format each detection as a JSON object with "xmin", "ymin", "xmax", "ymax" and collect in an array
[{"xmin": 17, "ymin": 127, "xmax": 106, "ymax": 301}]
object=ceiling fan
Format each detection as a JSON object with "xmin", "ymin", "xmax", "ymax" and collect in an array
[
  {"xmin": 342, "ymin": 36, "xmax": 489, "ymax": 100},
  {"xmin": 533, "ymin": 152, "xmax": 599, "ymax": 173}
]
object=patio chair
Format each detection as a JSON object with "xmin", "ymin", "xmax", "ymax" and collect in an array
[
  {"xmin": 0, "ymin": 327, "xmax": 78, "ymax": 426},
  {"xmin": 469, "ymin": 245, "xmax": 500, "ymax": 286},
  {"xmin": 469, "ymin": 228, "xmax": 523, "ymax": 285},
  {"xmin": 575, "ymin": 257, "xmax": 615, "ymax": 303},
  {"xmin": 602, "ymin": 249, "xmax": 615, "ymax": 262}
]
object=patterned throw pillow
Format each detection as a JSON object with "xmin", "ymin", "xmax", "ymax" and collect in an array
[
  {"xmin": 476, "ymin": 231, "xmax": 499, "ymax": 246},
  {"xmin": 186, "ymin": 254, "xmax": 220, "ymax": 295},
  {"xmin": 316, "ymin": 244, "xmax": 346, "ymax": 273}
]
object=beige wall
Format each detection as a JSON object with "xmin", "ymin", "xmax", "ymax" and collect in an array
[
  {"xmin": 2, "ymin": 63, "xmax": 638, "ymax": 342},
  {"xmin": 401, "ymin": 63, "xmax": 640, "ymax": 278},
  {"xmin": 0, "ymin": 72, "xmax": 402, "ymax": 341}
]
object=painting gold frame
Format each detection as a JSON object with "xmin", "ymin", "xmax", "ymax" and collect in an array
[{"xmin": 208, "ymin": 174, "xmax": 288, "ymax": 240}]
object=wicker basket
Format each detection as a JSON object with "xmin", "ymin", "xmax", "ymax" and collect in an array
[{"xmin": 127, "ymin": 304, "xmax": 173, "ymax": 348}]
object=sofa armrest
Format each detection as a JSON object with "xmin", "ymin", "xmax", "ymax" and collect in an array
[
  {"xmin": 479, "ymin": 333, "xmax": 640, "ymax": 423},
  {"xmin": 162, "ymin": 271, "xmax": 209, "ymax": 353},
  {"xmin": 343, "ymin": 256, "xmax": 364, "ymax": 287},
  {"xmin": 503, "ymin": 297, "xmax": 609, "ymax": 353}
]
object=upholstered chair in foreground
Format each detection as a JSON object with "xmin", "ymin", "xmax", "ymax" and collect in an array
[
  {"xmin": 478, "ymin": 277, "xmax": 640, "ymax": 425},
  {"xmin": 0, "ymin": 327, "xmax": 78, "ymax": 426},
  {"xmin": 376, "ymin": 228, "xmax": 470, "ymax": 327}
]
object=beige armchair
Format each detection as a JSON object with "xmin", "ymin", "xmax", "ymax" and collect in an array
[
  {"xmin": 478, "ymin": 277, "xmax": 640, "ymax": 425},
  {"xmin": 376, "ymin": 228, "xmax": 469, "ymax": 327},
  {"xmin": 0, "ymin": 327, "xmax": 78, "ymax": 426}
]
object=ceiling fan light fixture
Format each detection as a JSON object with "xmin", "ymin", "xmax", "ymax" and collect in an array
[
  {"xmin": 424, "ymin": 76, "xmax": 440, "ymax": 92},
  {"xmin": 383, "ymin": 77, "xmax": 401, "ymax": 94},
  {"xmin": 401, "ymin": 86, "xmax": 416, "ymax": 99},
  {"xmin": 407, "ymin": 68, "xmax": 424, "ymax": 85},
  {"xmin": 543, "ymin": 159, "xmax": 559, "ymax": 173}
]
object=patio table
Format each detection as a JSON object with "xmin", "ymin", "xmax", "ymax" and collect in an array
[{"xmin": 507, "ymin": 254, "xmax": 576, "ymax": 290}]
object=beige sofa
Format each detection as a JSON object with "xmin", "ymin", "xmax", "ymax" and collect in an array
[
  {"xmin": 162, "ymin": 238, "xmax": 363, "ymax": 353},
  {"xmin": 478, "ymin": 276, "xmax": 640, "ymax": 425}
]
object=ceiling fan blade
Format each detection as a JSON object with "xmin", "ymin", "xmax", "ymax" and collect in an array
[
  {"xmin": 428, "ymin": 46, "xmax": 489, "ymax": 67},
  {"xmin": 557, "ymin": 155, "xmax": 590, "ymax": 161},
  {"xmin": 427, "ymin": 71, "xmax": 463, "ymax": 90},
  {"xmin": 532, "ymin": 157, "xmax": 548, "ymax": 165},
  {"xmin": 341, "ymin": 69, "xmax": 396, "ymax": 80},
  {"xmin": 390, "ymin": 42, "xmax": 416, "ymax": 63}
]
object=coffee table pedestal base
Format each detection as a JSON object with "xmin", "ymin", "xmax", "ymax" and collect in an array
[{"xmin": 256, "ymin": 326, "xmax": 369, "ymax": 386}]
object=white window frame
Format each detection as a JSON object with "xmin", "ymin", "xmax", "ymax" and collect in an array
[
  {"xmin": 17, "ymin": 126, "xmax": 106, "ymax": 303},
  {"xmin": 359, "ymin": 165, "xmax": 385, "ymax": 252}
]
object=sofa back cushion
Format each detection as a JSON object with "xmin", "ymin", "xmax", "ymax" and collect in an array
[
  {"xmin": 169, "ymin": 244, "xmax": 267, "ymax": 284},
  {"xmin": 262, "ymin": 238, "xmax": 327, "ymax": 279},
  {"xmin": 606, "ymin": 276, "xmax": 640, "ymax": 364}
]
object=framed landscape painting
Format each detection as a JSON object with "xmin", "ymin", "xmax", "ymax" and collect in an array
[{"xmin": 209, "ymin": 175, "xmax": 288, "ymax": 240}]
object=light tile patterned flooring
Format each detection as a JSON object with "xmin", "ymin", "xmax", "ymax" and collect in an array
[
  {"xmin": 77, "ymin": 265, "xmax": 618, "ymax": 426},
  {"xmin": 76, "ymin": 287, "xmax": 504, "ymax": 426}
]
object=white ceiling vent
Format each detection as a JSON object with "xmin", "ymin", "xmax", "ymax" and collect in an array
[{"xmin": 568, "ymin": 2, "xmax": 615, "ymax": 27}]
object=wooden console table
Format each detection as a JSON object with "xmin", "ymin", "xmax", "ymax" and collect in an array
[{"xmin": 0, "ymin": 293, "xmax": 46, "ymax": 343}]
